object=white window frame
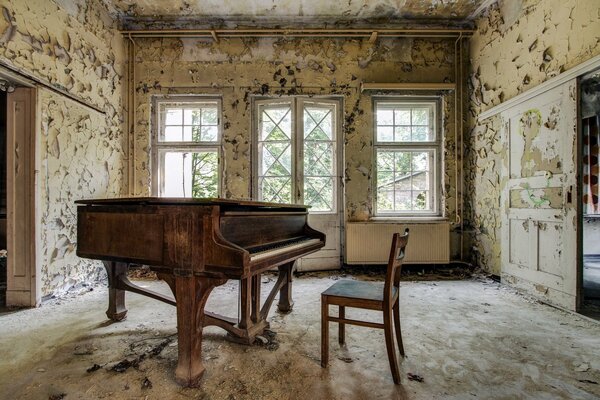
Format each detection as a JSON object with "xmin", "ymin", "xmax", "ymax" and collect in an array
[
  {"xmin": 373, "ymin": 97, "xmax": 442, "ymax": 217},
  {"xmin": 252, "ymin": 96, "xmax": 341, "ymax": 214},
  {"xmin": 151, "ymin": 95, "xmax": 223, "ymax": 197}
]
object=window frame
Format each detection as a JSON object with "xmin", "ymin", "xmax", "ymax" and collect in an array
[
  {"xmin": 372, "ymin": 97, "xmax": 443, "ymax": 217},
  {"xmin": 252, "ymin": 96, "xmax": 341, "ymax": 214},
  {"xmin": 151, "ymin": 95, "xmax": 223, "ymax": 198}
]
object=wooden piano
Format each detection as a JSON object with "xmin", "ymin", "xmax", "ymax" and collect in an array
[{"xmin": 76, "ymin": 197, "xmax": 325, "ymax": 386}]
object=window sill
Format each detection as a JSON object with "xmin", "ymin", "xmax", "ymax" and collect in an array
[{"xmin": 364, "ymin": 216, "xmax": 450, "ymax": 224}]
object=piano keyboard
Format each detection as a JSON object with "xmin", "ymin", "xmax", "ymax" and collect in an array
[{"xmin": 249, "ymin": 237, "xmax": 322, "ymax": 262}]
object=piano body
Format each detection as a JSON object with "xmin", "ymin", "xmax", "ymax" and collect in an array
[{"xmin": 76, "ymin": 197, "xmax": 325, "ymax": 386}]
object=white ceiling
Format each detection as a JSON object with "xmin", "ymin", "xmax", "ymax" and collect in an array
[{"xmin": 103, "ymin": 0, "xmax": 494, "ymax": 21}]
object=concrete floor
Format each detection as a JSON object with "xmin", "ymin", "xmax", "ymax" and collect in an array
[{"xmin": 1, "ymin": 273, "xmax": 599, "ymax": 400}]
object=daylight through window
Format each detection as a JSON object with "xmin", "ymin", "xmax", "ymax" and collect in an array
[
  {"xmin": 153, "ymin": 98, "xmax": 221, "ymax": 198},
  {"xmin": 374, "ymin": 99, "xmax": 440, "ymax": 216}
]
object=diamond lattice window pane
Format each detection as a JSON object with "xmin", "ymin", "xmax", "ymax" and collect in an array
[
  {"xmin": 263, "ymin": 142, "xmax": 291, "ymax": 176},
  {"xmin": 304, "ymin": 108, "xmax": 332, "ymax": 140},
  {"xmin": 304, "ymin": 142, "xmax": 333, "ymax": 176},
  {"xmin": 263, "ymin": 108, "xmax": 291, "ymax": 141},
  {"xmin": 261, "ymin": 119, "xmax": 276, "ymax": 140},
  {"xmin": 304, "ymin": 177, "xmax": 333, "ymax": 211},
  {"xmin": 260, "ymin": 177, "xmax": 292, "ymax": 203}
]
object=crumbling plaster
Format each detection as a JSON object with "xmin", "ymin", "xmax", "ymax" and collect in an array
[
  {"xmin": 105, "ymin": 0, "xmax": 485, "ymax": 21},
  {"xmin": 131, "ymin": 36, "xmax": 461, "ymax": 230},
  {"xmin": 466, "ymin": 0, "xmax": 600, "ymax": 274},
  {"xmin": 0, "ymin": 0, "xmax": 127, "ymax": 296}
]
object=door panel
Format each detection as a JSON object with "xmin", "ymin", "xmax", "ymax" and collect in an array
[
  {"xmin": 501, "ymin": 80, "xmax": 577, "ymax": 310},
  {"xmin": 254, "ymin": 97, "xmax": 342, "ymax": 271},
  {"xmin": 6, "ymin": 87, "xmax": 38, "ymax": 306}
]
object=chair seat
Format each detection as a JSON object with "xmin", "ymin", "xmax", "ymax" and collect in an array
[{"xmin": 322, "ymin": 280, "xmax": 397, "ymax": 303}]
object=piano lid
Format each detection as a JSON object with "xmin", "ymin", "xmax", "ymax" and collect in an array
[{"xmin": 75, "ymin": 197, "xmax": 310, "ymax": 211}]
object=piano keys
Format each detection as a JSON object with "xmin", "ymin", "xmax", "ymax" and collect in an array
[{"xmin": 76, "ymin": 197, "xmax": 325, "ymax": 387}]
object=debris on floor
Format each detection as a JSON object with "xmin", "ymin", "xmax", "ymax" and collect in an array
[
  {"xmin": 407, "ymin": 372, "xmax": 424, "ymax": 382},
  {"xmin": 141, "ymin": 377, "xmax": 152, "ymax": 389},
  {"xmin": 254, "ymin": 329, "xmax": 279, "ymax": 351},
  {"xmin": 128, "ymin": 264, "xmax": 157, "ymax": 280}
]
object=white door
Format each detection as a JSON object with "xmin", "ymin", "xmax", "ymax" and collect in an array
[
  {"xmin": 254, "ymin": 97, "xmax": 342, "ymax": 271},
  {"xmin": 500, "ymin": 79, "xmax": 578, "ymax": 310}
]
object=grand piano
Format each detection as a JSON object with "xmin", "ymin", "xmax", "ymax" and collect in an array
[{"xmin": 76, "ymin": 197, "xmax": 325, "ymax": 386}]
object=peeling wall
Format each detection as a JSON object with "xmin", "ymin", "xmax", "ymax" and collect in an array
[
  {"xmin": 106, "ymin": 0, "xmax": 485, "ymax": 20},
  {"xmin": 131, "ymin": 36, "xmax": 460, "ymax": 244},
  {"xmin": 466, "ymin": 0, "xmax": 600, "ymax": 274},
  {"xmin": 0, "ymin": 0, "xmax": 126, "ymax": 296}
]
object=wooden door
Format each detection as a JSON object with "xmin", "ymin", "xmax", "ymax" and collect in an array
[
  {"xmin": 501, "ymin": 80, "xmax": 578, "ymax": 310},
  {"xmin": 6, "ymin": 87, "xmax": 38, "ymax": 306},
  {"xmin": 254, "ymin": 97, "xmax": 343, "ymax": 271}
]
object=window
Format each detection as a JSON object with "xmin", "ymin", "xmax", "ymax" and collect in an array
[
  {"xmin": 152, "ymin": 97, "xmax": 221, "ymax": 198},
  {"xmin": 374, "ymin": 99, "xmax": 441, "ymax": 216},
  {"xmin": 255, "ymin": 97, "xmax": 339, "ymax": 213}
]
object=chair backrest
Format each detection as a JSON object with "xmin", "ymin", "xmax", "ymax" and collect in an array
[{"xmin": 383, "ymin": 229, "xmax": 409, "ymax": 307}]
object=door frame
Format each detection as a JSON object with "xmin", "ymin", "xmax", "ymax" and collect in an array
[
  {"xmin": 250, "ymin": 95, "xmax": 345, "ymax": 269},
  {"xmin": 577, "ymin": 66, "xmax": 600, "ymax": 311},
  {"xmin": 1, "ymin": 67, "xmax": 39, "ymax": 307}
]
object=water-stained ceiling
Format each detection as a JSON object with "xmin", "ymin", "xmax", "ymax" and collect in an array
[{"xmin": 104, "ymin": 0, "xmax": 493, "ymax": 24}]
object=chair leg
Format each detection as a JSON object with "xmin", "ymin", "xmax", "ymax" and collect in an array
[
  {"xmin": 383, "ymin": 307, "xmax": 401, "ymax": 384},
  {"xmin": 393, "ymin": 299, "xmax": 405, "ymax": 358},
  {"xmin": 321, "ymin": 296, "xmax": 329, "ymax": 368},
  {"xmin": 338, "ymin": 305, "xmax": 345, "ymax": 345}
]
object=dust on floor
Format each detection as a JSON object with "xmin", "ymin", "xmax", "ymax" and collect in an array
[{"xmin": 0, "ymin": 274, "xmax": 599, "ymax": 400}]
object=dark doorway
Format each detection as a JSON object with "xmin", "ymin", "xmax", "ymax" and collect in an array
[
  {"xmin": 0, "ymin": 90, "xmax": 6, "ymax": 307},
  {"xmin": 580, "ymin": 68, "xmax": 600, "ymax": 319}
]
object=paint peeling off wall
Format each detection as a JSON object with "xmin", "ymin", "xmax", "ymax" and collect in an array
[
  {"xmin": 509, "ymin": 187, "xmax": 563, "ymax": 209},
  {"xmin": 39, "ymin": 90, "xmax": 125, "ymax": 295},
  {"xmin": 464, "ymin": 115, "xmax": 503, "ymax": 272},
  {"xmin": 465, "ymin": 0, "xmax": 600, "ymax": 274},
  {"xmin": 0, "ymin": 0, "xmax": 127, "ymax": 297},
  {"xmin": 131, "ymin": 36, "xmax": 460, "ymax": 233}
]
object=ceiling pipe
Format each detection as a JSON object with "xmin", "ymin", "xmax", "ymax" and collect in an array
[{"xmin": 119, "ymin": 28, "xmax": 474, "ymax": 39}]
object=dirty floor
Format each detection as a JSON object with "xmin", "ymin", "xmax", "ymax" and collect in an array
[{"xmin": 0, "ymin": 273, "xmax": 599, "ymax": 400}]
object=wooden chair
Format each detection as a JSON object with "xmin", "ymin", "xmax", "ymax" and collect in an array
[{"xmin": 321, "ymin": 229, "xmax": 409, "ymax": 384}]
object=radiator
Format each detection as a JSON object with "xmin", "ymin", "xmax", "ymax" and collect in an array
[{"xmin": 345, "ymin": 222, "xmax": 450, "ymax": 264}]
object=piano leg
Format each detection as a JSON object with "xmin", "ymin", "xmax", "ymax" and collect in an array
[
  {"xmin": 173, "ymin": 275, "xmax": 226, "ymax": 387},
  {"xmin": 103, "ymin": 261, "xmax": 128, "ymax": 321},
  {"xmin": 277, "ymin": 261, "xmax": 295, "ymax": 313},
  {"xmin": 251, "ymin": 274, "xmax": 261, "ymax": 323},
  {"xmin": 239, "ymin": 277, "xmax": 253, "ymax": 330}
]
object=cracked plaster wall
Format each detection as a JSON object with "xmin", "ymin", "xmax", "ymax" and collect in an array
[
  {"xmin": 132, "ymin": 36, "xmax": 461, "ymax": 248},
  {"xmin": 466, "ymin": 0, "xmax": 600, "ymax": 274},
  {"xmin": 0, "ymin": 0, "xmax": 127, "ymax": 296}
]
